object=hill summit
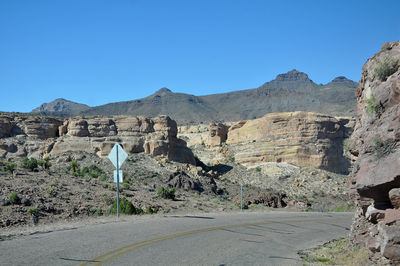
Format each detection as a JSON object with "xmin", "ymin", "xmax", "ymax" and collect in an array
[{"xmin": 32, "ymin": 70, "xmax": 357, "ymax": 123}]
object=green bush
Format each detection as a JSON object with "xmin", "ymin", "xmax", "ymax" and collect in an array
[
  {"xmin": 27, "ymin": 207, "xmax": 39, "ymax": 216},
  {"xmin": 374, "ymin": 59, "xmax": 398, "ymax": 81},
  {"xmin": 9, "ymin": 192, "xmax": 20, "ymax": 204},
  {"xmin": 366, "ymin": 93, "xmax": 378, "ymax": 114},
  {"xmin": 81, "ymin": 165, "xmax": 104, "ymax": 179},
  {"xmin": 146, "ymin": 206, "xmax": 157, "ymax": 214},
  {"xmin": 69, "ymin": 160, "xmax": 79, "ymax": 173},
  {"xmin": 157, "ymin": 187, "xmax": 176, "ymax": 200},
  {"xmin": 255, "ymin": 167, "xmax": 261, "ymax": 172},
  {"xmin": 112, "ymin": 197, "xmax": 139, "ymax": 215},
  {"xmin": 21, "ymin": 158, "xmax": 38, "ymax": 171},
  {"xmin": 38, "ymin": 157, "xmax": 51, "ymax": 170},
  {"xmin": 5, "ymin": 162, "xmax": 16, "ymax": 174}
]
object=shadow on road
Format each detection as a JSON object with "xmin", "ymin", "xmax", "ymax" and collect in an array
[
  {"xmin": 59, "ymin": 257, "xmax": 100, "ymax": 263},
  {"xmin": 167, "ymin": 215, "xmax": 215, "ymax": 219}
]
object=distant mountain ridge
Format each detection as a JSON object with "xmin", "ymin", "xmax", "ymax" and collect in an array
[
  {"xmin": 32, "ymin": 70, "xmax": 358, "ymax": 123},
  {"xmin": 32, "ymin": 98, "xmax": 89, "ymax": 117}
]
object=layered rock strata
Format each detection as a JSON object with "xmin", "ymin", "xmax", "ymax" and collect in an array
[
  {"xmin": 0, "ymin": 114, "xmax": 195, "ymax": 164},
  {"xmin": 226, "ymin": 111, "xmax": 352, "ymax": 173},
  {"xmin": 349, "ymin": 41, "xmax": 400, "ymax": 262}
]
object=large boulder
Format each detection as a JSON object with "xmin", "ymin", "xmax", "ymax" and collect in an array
[{"xmin": 349, "ymin": 41, "xmax": 400, "ymax": 262}]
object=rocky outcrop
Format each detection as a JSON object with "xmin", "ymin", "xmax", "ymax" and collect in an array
[
  {"xmin": 207, "ymin": 123, "xmax": 229, "ymax": 147},
  {"xmin": 226, "ymin": 111, "xmax": 351, "ymax": 173},
  {"xmin": 349, "ymin": 41, "xmax": 400, "ymax": 262},
  {"xmin": 0, "ymin": 114, "xmax": 195, "ymax": 165}
]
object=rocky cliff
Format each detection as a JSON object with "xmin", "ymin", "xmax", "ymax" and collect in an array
[
  {"xmin": 348, "ymin": 41, "xmax": 400, "ymax": 262},
  {"xmin": 178, "ymin": 111, "xmax": 353, "ymax": 174},
  {"xmin": 225, "ymin": 112, "xmax": 352, "ymax": 173},
  {"xmin": 0, "ymin": 114, "xmax": 195, "ymax": 165}
]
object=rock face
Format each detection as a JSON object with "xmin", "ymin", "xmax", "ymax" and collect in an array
[
  {"xmin": 226, "ymin": 111, "xmax": 352, "ymax": 173},
  {"xmin": 349, "ymin": 41, "xmax": 400, "ymax": 262},
  {"xmin": 0, "ymin": 114, "xmax": 195, "ymax": 165},
  {"xmin": 207, "ymin": 123, "xmax": 229, "ymax": 147}
]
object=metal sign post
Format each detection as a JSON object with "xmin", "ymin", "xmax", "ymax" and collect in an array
[
  {"xmin": 241, "ymin": 184, "xmax": 243, "ymax": 211},
  {"xmin": 108, "ymin": 143, "xmax": 128, "ymax": 218},
  {"xmin": 116, "ymin": 145, "xmax": 120, "ymax": 217}
]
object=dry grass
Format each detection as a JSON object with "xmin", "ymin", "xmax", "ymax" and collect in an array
[{"xmin": 299, "ymin": 238, "xmax": 369, "ymax": 265}]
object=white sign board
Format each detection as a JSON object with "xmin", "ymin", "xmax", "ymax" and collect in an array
[
  {"xmin": 108, "ymin": 143, "xmax": 128, "ymax": 169},
  {"xmin": 114, "ymin": 170, "xmax": 123, "ymax": 183}
]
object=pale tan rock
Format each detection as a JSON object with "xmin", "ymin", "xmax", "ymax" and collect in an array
[
  {"xmin": 87, "ymin": 118, "xmax": 117, "ymax": 137},
  {"xmin": 207, "ymin": 123, "xmax": 229, "ymax": 147},
  {"xmin": 226, "ymin": 111, "xmax": 349, "ymax": 172},
  {"xmin": 67, "ymin": 119, "xmax": 89, "ymax": 137}
]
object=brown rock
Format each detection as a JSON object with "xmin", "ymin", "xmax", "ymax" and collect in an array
[
  {"xmin": 349, "ymin": 41, "xmax": 400, "ymax": 263},
  {"xmin": 207, "ymin": 123, "xmax": 229, "ymax": 147}
]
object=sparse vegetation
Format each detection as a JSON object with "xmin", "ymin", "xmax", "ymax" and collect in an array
[
  {"xmin": 111, "ymin": 197, "xmax": 141, "ymax": 215},
  {"xmin": 21, "ymin": 157, "xmax": 38, "ymax": 171},
  {"xmin": 5, "ymin": 162, "xmax": 17, "ymax": 174},
  {"xmin": 27, "ymin": 207, "xmax": 39, "ymax": 216},
  {"xmin": 374, "ymin": 58, "xmax": 398, "ymax": 81},
  {"xmin": 146, "ymin": 206, "xmax": 157, "ymax": 214},
  {"xmin": 255, "ymin": 167, "xmax": 262, "ymax": 172},
  {"xmin": 157, "ymin": 186, "xmax": 176, "ymax": 200},
  {"xmin": 300, "ymin": 238, "xmax": 369, "ymax": 266},
  {"xmin": 373, "ymin": 136, "xmax": 396, "ymax": 158},
  {"xmin": 9, "ymin": 192, "xmax": 20, "ymax": 204},
  {"xmin": 366, "ymin": 93, "xmax": 378, "ymax": 115},
  {"xmin": 38, "ymin": 157, "xmax": 51, "ymax": 170}
]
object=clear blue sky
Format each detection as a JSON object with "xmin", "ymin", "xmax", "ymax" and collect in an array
[{"xmin": 1, "ymin": 0, "xmax": 399, "ymax": 112}]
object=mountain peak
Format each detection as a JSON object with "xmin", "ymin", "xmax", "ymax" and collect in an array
[
  {"xmin": 275, "ymin": 69, "xmax": 311, "ymax": 82},
  {"xmin": 155, "ymin": 87, "xmax": 172, "ymax": 94},
  {"xmin": 259, "ymin": 69, "xmax": 317, "ymax": 91},
  {"xmin": 32, "ymin": 98, "xmax": 89, "ymax": 114}
]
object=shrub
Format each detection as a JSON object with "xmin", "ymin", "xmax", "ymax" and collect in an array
[
  {"xmin": 146, "ymin": 206, "xmax": 157, "ymax": 214},
  {"xmin": 69, "ymin": 160, "xmax": 79, "ymax": 174},
  {"xmin": 21, "ymin": 158, "xmax": 38, "ymax": 171},
  {"xmin": 27, "ymin": 207, "xmax": 39, "ymax": 216},
  {"xmin": 157, "ymin": 187, "xmax": 176, "ymax": 200},
  {"xmin": 95, "ymin": 209, "xmax": 103, "ymax": 216},
  {"xmin": 366, "ymin": 93, "xmax": 378, "ymax": 114},
  {"xmin": 5, "ymin": 162, "xmax": 16, "ymax": 174},
  {"xmin": 9, "ymin": 192, "xmax": 20, "ymax": 204},
  {"xmin": 373, "ymin": 136, "xmax": 396, "ymax": 158},
  {"xmin": 374, "ymin": 59, "xmax": 398, "ymax": 81},
  {"xmin": 112, "ymin": 197, "xmax": 138, "ymax": 215},
  {"xmin": 255, "ymin": 167, "xmax": 262, "ymax": 172}
]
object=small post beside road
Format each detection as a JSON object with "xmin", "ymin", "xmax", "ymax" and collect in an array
[
  {"xmin": 241, "ymin": 184, "xmax": 243, "ymax": 211},
  {"xmin": 116, "ymin": 144, "xmax": 120, "ymax": 217},
  {"xmin": 108, "ymin": 143, "xmax": 128, "ymax": 218}
]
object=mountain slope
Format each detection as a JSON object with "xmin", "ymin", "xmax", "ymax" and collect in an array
[
  {"xmin": 32, "ymin": 98, "xmax": 89, "ymax": 117},
  {"xmin": 32, "ymin": 70, "xmax": 358, "ymax": 123}
]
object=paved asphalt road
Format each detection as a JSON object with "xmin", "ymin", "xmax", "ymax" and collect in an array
[{"xmin": 0, "ymin": 211, "xmax": 353, "ymax": 266}]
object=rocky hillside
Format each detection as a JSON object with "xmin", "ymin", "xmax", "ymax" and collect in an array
[
  {"xmin": 32, "ymin": 70, "xmax": 357, "ymax": 123},
  {"xmin": 32, "ymin": 98, "xmax": 89, "ymax": 117},
  {"xmin": 348, "ymin": 41, "xmax": 400, "ymax": 263},
  {"xmin": 0, "ymin": 113, "xmax": 195, "ymax": 165},
  {"xmin": 179, "ymin": 111, "xmax": 353, "ymax": 174}
]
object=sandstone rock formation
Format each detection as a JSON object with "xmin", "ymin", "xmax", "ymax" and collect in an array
[
  {"xmin": 226, "ymin": 111, "xmax": 352, "ymax": 173},
  {"xmin": 0, "ymin": 114, "xmax": 195, "ymax": 165},
  {"xmin": 207, "ymin": 123, "xmax": 229, "ymax": 147},
  {"xmin": 349, "ymin": 41, "xmax": 400, "ymax": 262}
]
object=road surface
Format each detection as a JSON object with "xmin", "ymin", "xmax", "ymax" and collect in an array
[{"xmin": 0, "ymin": 211, "xmax": 353, "ymax": 265}]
